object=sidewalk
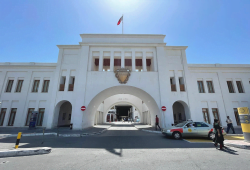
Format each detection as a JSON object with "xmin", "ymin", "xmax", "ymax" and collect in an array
[{"xmin": 0, "ymin": 124, "xmax": 111, "ymax": 138}]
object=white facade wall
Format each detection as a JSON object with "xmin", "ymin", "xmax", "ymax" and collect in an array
[{"xmin": 0, "ymin": 34, "xmax": 249, "ymax": 130}]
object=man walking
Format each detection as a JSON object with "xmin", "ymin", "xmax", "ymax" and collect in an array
[
  {"xmin": 226, "ymin": 116, "xmax": 235, "ymax": 134},
  {"xmin": 155, "ymin": 115, "xmax": 161, "ymax": 131}
]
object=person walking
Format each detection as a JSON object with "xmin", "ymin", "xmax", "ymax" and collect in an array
[
  {"xmin": 226, "ymin": 116, "xmax": 235, "ymax": 134},
  {"xmin": 155, "ymin": 115, "xmax": 161, "ymax": 131},
  {"xmin": 213, "ymin": 119, "xmax": 225, "ymax": 150}
]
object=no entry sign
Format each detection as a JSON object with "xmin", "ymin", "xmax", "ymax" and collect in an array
[
  {"xmin": 161, "ymin": 106, "xmax": 166, "ymax": 111},
  {"xmin": 81, "ymin": 106, "xmax": 86, "ymax": 111}
]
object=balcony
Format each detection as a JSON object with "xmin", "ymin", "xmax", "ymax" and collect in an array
[
  {"xmin": 171, "ymin": 84, "xmax": 176, "ymax": 92},
  {"xmin": 68, "ymin": 84, "xmax": 74, "ymax": 91},
  {"xmin": 59, "ymin": 84, "xmax": 65, "ymax": 91},
  {"xmin": 180, "ymin": 84, "xmax": 185, "ymax": 92}
]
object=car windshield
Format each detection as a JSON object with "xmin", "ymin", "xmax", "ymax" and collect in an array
[{"xmin": 175, "ymin": 122, "xmax": 188, "ymax": 127}]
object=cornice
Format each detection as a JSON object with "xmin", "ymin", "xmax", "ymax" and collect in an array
[
  {"xmin": 80, "ymin": 34, "xmax": 166, "ymax": 39},
  {"xmin": 79, "ymin": 42, "xmax": 166, "ymax": 47},
  {"xmin": 57, "ymin": 45, "xmax": 81, "ymax": 49},
  {"xmin": 164, "ymin": 46, "xmax": 188, "ymax": 50}
]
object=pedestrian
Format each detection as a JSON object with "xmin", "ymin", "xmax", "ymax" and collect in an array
[
  {"xmin": 226, "ymin": 116, "xmax": 235, "ymax": 134},
  {"xmin": 155, "ymin": 115, "xmax": 161, "ymax": 131},
  {"xmin": 213, "ymin": 119, "xmax": 225, "ymax": 150}
]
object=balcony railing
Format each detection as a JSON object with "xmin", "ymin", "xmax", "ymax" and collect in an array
[
  {"xmin": 59, "ymin": 84, "xmax": 65, "ymax": 91},
  {"xmin": 68, "ymin": 84, "xmax": 74, "ymax": 91},
  {"xmin": 171, "ymin": 84, "xmax": 176, "ymax": 91},
  {"xmin": 180, "ymin": 84, "xmax": 185, "ymax": 92}
]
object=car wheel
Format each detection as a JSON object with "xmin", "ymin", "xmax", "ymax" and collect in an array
[
  {"xmin": 208, "ymin": 132, "xmax": 215, "ymax": 140},
  {"xmin": 173, "ymin": 132, "xmax": 182, "ymax": 140}
]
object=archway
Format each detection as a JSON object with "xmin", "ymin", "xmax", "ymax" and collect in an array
[
  {"xmin": 84, "ymin": 85, "xmax": 160, "ymax": 129},
  {"xmin": 172, "ymin": 101, "xmax": 190, "ymax": 124},
  {"xmin": 52, "ymin": 100, "xmax": 72, "ymax": 127}
]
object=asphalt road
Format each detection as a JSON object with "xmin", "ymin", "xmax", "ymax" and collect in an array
[{"xmin": 0, "ymin": 123, "xmax": 250, "ymax": 170}]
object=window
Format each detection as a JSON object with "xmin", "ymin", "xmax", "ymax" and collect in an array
[
  {"xmin": 8, "ymin": 108, "xmax": 17, "ymax": 126},
  {"xmin": 206, "ymin": 81, "xmax": 214, "ymax": 93},
  {"xmin": 25, "ymin": 108, "xmax": 35, "ymax": 126},
  {"xmin": 42, "ymin": 80, "xmax": 50, "ymax": 92},
  {"xmin": 68, "ymin": 114, "xmax": 71, "ymax": 120},
  {"xmin": 6, "ymin": 80, "xmax": 14, "ymax": 92},
  {"xmin": 37, "ymin": 108, "xmax": 45, "ymax": 126},
  {"xmin": 197, "ymin": 81, "xmax": 205, "ymax": 93},
  {"xmin": 212, "ymin": 108, "xmax": 220, "ymax": 122},
  {"xmin": 32, "ymin": 80, "xmax": 40, "ymax": 92},
  {"xmin": 68, "ymin": 77, "xmax": 75, "ymax": 91},
  {"xmin": 236, "ymin": 81, "xmax": 244, "ymax": 93},
  {"xmin": 179, "ymin": 77, "xmax": 185, "ymax": 91},
  {"xmin": 195, "ymin": 122, "xmax": 209, "ymax": 127},
  {"xmin": 202, "ymin": 108, "xmax": 210, "ymax": 124},
  {"xmin": 234, "ymin": 108, "xmax": 240, "ymax": 125},
  {"xmin": 0, "ymin": 108, "xmax": 7, "ymax": 126},
  {"xmin": 170, "ymin": 77, "xmax": 176, "ymax": 91},
  {"xmin": 59, "ymin": 77, "xmax": 66, "ymax": 91},
  {"xmin": 227, "ymin": 81, "xmax": 235, "ymax": 93},
  {"xmin": 15, "ymin": 80, "xmax": 23, "ymax": 92}
]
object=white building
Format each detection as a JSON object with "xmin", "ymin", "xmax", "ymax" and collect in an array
[{"xmin": 0, "ymin": 34, "xmax": 249, "ymax": 129}]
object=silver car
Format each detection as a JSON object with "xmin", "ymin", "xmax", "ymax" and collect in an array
[{"xmin": 162, "ymin": 121, "xmax": 226, "ymax": 140}]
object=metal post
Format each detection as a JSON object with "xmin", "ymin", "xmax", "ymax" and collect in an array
[
  {"xmin": 41, "ymin": 128, "xmax": 45, "ymax": 144},
  {"xmin": 15, "ymin": 132, "xmax": 22, "ymax": 149}
]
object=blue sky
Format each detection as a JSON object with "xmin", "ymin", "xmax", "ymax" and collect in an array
[{"xmin": 0, "ymin": 0, "xmax": 249, "ymax": 64}]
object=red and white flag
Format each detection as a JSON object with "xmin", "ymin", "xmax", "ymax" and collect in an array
[{"xmin": 117, "ymin": 16, "xmax": 123, "ymax": 25}]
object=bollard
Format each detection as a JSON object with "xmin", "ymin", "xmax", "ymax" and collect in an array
[
  {"xmin": 41, "ymin": 128, "xmax": 45, "ymax": 144},
  {"xmin": 238, "ymin": 107, "xmax": 250, "ymax": 142},
  {"xmin": 70, "ymin": 123, "xmax": 73, "ymax": 130},
  {"xmin": 15, "ymin": 132, "xmax": 22, "ymax": 149}
]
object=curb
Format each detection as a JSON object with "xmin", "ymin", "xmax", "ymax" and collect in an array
[
  {"xmin": 0, "ymin": 126, "xmax": 111, "ymax": 138},
  {"xmin": 226, "ymin": 134, "xmax": 243, "ymax": 136},
  {"xmin": 224, "ymin": 143, "xmax": 250, "ymax": 150},
  {"xmin": 141, "ymin": 129, "xmax": 162, "ymax": 134},
  {"xmin": 0, "ymin": 147, "xmax": 51, "ymax": 158}
]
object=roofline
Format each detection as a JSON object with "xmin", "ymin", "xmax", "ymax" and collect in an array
[
  {"xmin": 0, "ymin": 62, "xmax": 57, "ymax": 67},
  {"xmin": 80, "ymin": 34, "xmax": 166, "ymax": 39},
  {"xmin": 188, "ymin": 64, "xmax": 250, "ymax": 68}
]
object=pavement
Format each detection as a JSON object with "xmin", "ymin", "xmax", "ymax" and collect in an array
[
  {"xmin": 1, "ymin": 122, "xmax": 250, "ymax": 170},
  {"xmin": 0, "ymin": 124, "xmax": 111, "ymax": 158}
]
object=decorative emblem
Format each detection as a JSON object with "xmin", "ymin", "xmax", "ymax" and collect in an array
[
  {"xmin": 114, "ymin": 68, "xmax": 131, "ymax": 84},
  {"xmin": 239, "ymin": 108, "xmax": 245, "ymax": 114}
]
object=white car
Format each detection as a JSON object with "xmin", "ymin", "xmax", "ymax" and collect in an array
[{"xmin": 162, "ymin": 121, "xmax": 226, "ymax": 140}]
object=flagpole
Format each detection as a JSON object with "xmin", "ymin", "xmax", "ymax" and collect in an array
[{"xmin": 122, "ymin": 14, "xmax": 123, "ymax": 34}]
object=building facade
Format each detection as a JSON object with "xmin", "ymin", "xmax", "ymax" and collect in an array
[{"xmin": 0, "ymin": 34, "xmax": 249, "ymax": 129}]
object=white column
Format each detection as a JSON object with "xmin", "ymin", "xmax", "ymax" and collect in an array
[
  {"xmin": 132, "ymin": 51, "xmax": 135, "ymax": 71},
  {"xmin": 153, "ymin": 51, "xmax": 157, "ymax": 71},
  {"xmin": 98, "ymin": 51, "xmax": 103, "ymax": 71},
  {"xmin": 110, "ymin": 51, "xmax": 114, "ymax": 71},
  {"xmin": 143, "ymin": 51, "xmax": 147, "ymax": 71},
  {"xmin": 88, "ymin": 51, "xmax": 93, "ymax": 71},
  {"xmin": 121, "ymin": 51, "xmax": 125, "ymax": 68}
]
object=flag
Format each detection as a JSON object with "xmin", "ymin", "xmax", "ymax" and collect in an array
[{"xmin": 117, "ymin": 16, "xmax": 123, "ymax": 25}]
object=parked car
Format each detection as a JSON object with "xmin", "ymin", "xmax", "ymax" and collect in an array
[{"xmin": 162, "ymin": 121, "xmax": 226, "ymax": 140}]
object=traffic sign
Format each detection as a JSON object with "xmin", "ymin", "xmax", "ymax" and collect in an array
[
  {"xmin": 162, "ymin": 106, "xmax": 166, "ymax": 111},
  {"xmin": 81, "ymin": 106, "xmax": 86, "ymax": 111}
]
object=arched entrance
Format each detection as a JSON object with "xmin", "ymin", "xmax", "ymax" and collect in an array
[
  {"xmin": 52, "ymin": 100, "xmax": 72, "ymax": 127},
  {"xmin": 172, "ymin": 101, "xmax": 190, "ymax": 124},
  {"xmin": 84, "ymin": 85, "xmax": 160, "ymax": 129}
]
